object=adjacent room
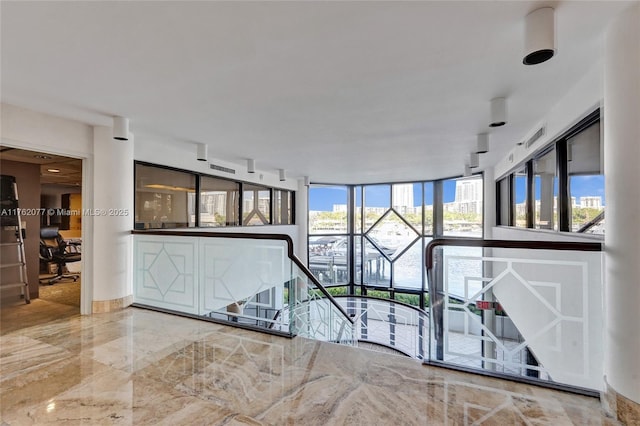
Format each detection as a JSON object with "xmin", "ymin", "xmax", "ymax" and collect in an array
[{"xmin": 0, "ymin": 147, "xmax": 82, "ymax": 332}]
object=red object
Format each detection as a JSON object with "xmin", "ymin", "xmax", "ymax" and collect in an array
[{"xmin": 476, "ymin": 300, "xmax": 494, "ymax": 310}]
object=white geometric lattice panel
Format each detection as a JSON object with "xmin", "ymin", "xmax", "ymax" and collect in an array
[
  {"xmin": 199, "ymin": 238, "xmax": 288, "ymax": 314},
  {"xmin": 134, "ymin": 236, "xmax": 198, "ymax": 314},
  {"xmin": 441, "ymin": 249, "xmax": 603, "ymax": 391}
]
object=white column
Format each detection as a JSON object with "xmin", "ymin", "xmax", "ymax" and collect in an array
[
  {"xmin": 483, "ymin": 167, "xmax": 496, "ymax": 239},
  {"xmin": 295, "ymin": 178, "xmax": 309, "ymax": 264},
  {"xmin": 91, "ymin": 126, "xmax": 134, "ymax": 307},
  {"xmin": 482, "ymin": 167, "xmax": 496, "ymax": 368},
  {"xmin": 604, "ymin": 2, "xmax": 640, "ymax": 407}
]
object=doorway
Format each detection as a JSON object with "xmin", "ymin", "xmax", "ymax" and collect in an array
[{"xmin": 0, "ymin": 146, "xmax": 82, "ymax": 332}]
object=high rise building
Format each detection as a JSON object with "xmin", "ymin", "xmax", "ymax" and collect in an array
[
  {"xmin": 580, "ymin": 196, "xmax": 603, "ymax": 209},
  {"xmin": 392, "ymin": 184, "xmax": 414, "ymax": 213},
  {"xmin": 455, "ymin": 179, "xmax": 483, "ymax": 203}
]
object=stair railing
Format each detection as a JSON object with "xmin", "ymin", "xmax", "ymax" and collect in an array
[{"xmin": 131, "ymin": 230, "xmax": 354, "ymax": 345}]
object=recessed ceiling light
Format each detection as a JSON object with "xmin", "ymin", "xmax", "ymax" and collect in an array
[
  {"xmin": 34, "ymin": 154, "xmax": 52, "ymax": 159},
  {"xmin": 47, "ymin": 168, "xmax": 60, "ymax": 173}
]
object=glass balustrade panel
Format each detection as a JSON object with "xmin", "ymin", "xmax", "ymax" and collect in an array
[{"xmin": 428, "ymin": 245, "xmax": 603, "ymax": 391}]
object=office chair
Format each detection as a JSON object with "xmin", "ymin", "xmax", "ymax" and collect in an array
[{"xmin": 39, "ymin": 226, "xmax": 81, "ymax": 285}]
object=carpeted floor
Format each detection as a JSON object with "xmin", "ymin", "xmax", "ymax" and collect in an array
[
  {"xmin": 1, "ymin": 276, "xmax": 80, "ymax": 335},
  {"xmin": 38, "ymin": 276, "xmax": 81, "ymax": 307}
]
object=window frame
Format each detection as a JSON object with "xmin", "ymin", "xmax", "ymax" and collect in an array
[
  {"xmin": 133, "ymin": 161, "xmax": 294, "ymax": 230},
  {"xmin": 495, "ymin": 109, "xmax": 602, "ymax": 235},
  {"xmin": 307, "ymin": 174, "xmax": 483, "ymax": 312}
]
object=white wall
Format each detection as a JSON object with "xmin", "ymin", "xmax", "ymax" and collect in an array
[
  {"xmin": 1, "ymin": 104, "xmax": 93, "ymax": 155},
  {"xmin": 603, "ymin": 2, "xmax": 640, "ymax": 405}
]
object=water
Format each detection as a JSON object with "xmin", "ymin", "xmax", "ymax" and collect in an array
[
  {"xmin": 310, "ymin": 235, "xmax": 483, "ymax": 298},
  {"xmin": 391, "ymin": 244, "xmax": 482, "ymax": 298}
]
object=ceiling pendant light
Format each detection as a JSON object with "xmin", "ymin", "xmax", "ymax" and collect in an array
[
  {"xmin": 279, "ymin": 169, "xmax": 286, "ymax": 182},
  {"xmin": 469, "ymin": 152, "xmax": 479, "ymax": 168},
  {"xmin": 476, "ymin": 133, "xmax": 489, "ymax": 154},
  {"xmin": 247, "ymin": 159, "xmax": 255, "ymax": 174},
  {"xmin": 113, "ymin": 116, "xmax": 129, "ymax": 141},
  {"xmin": 523, "ymin": 7, "xmax": 556, "ymax": 65},
  {"xmin": 489, "ymin": 98, "xmax": 507, "ymax": 127},
  {"xmin": 196, "ymin": 143, "xmax": 208, "ymax": 162}
]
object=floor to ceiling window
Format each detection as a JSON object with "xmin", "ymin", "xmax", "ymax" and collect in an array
[
  {"xmin": 442, "ymin": 176, "xmax": 483, "ymax": 238},
  {"xmin": 308, "ymin": 177, "xmax": 482, "ymax": 309},
  {"xmin": 308, "ymin": 185, "xmax": 349, "ymax": 286}
]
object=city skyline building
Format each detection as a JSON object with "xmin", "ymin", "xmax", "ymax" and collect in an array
[{"xmin": 392, "ymin": 184, "xmax": 414, "ymax": 213}]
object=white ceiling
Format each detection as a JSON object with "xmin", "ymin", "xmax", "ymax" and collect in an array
[{"xmin": 0, "ymin": 1, "xmax": 632, "ymax": 184}]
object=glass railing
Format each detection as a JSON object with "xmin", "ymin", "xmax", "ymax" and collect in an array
[
  {"xmin": 333, "ymin": 296, "xmax": 428, "ymax": 359},
  {"xmin": 426, "ymin": 238, "xmax": 603, "ymax": 393},
  {"xmin": 288, "ymin": 262, "xmax": 354, "ymax": 345},
  {"xmin": 132, "ymin": 231, "xmax": 354, "ymax": 345}
]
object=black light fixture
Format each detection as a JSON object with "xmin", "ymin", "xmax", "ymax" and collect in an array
[{"xmin": 523, "ymin": 7, "xmax": 556, "ymax": 65}]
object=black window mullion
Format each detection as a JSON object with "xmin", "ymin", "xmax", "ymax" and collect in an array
[
  {"xmin": 557, "ymin": 139, "xmax": 570, "ymax": 232},
  {"xmin": 347, "ymin": 185, "xmax": 355, "ymax": 295},
  {"xmin": 359, "ymin": 187, "xmax": 364, "ymax": 290},
  {"xmin": 495, "ymin": 180, "xmax": 501, "ymax": 226},
  {"xmin": 195, "ymin": 175, "xmax": 201, "ymax": 227},
  {"xmin": 239, "ymin": 182, "xmax": 244, "ymax": 225},
  {"xmin": 433, "ymin": 180, "xmax": 444, "ymax": 237},
  {"xmin": 508, "ymin": 174, "xmax": 515, "ymax": 226},
  {"xmin": 526, "ymin": 160, "xmax": 535, "ymax": 228},
  {"xmin": 290, "ymin": 190, "xmax": 295, "ymax": 225},
  {"xmin": 269, "ymin": 188, "xmax": 274, "ymax": 225}
]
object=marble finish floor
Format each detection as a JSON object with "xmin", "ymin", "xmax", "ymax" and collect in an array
[{"xmin": 1, "ymin": 307, "xmax": 616, "ymax": 425}]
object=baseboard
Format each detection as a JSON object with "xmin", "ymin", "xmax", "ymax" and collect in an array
[
  {"xmin": 92, "ymin": 294, "xmax": 133, "ymax": 313},
  {"xmin": 604, "ymin": 378, "xmax": 640, "ymax": 425}
]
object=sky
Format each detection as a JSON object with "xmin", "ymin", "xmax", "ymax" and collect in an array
[
  {"xmin": 515, "ymin": 175, "xmax": 605, "ymax": 204},
  {"xmin": 309, "ymin": 184, "xmax": 435, "ymax": 211},
  {"xmin": 310, "ymin": 176, "xmax": 605, "ymax": 211}
]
